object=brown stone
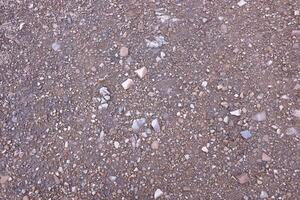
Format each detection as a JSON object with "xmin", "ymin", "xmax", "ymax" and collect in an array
[
  {"xmin": 0, "ymin": 175, "xmax": 10, "ymax": 184},
  {"xmin": 151, "ymin": 141, "xmax": 159, "ymax": 150},
  {"xmin": 120, "ymin": 47, "xmax": 129, "ymax": 57},
  {"xmin": 23, "ymin": 195, "xmax": 29, "ymax": 200},
  {"xmin": 262, "ymin": 153, "xmax": 271, "ymax": 162},
  {"xmin": 237, "ymin": 173, "xmax": 250, "ymax": 184}
]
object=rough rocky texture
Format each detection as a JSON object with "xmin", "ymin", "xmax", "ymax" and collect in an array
[{"xmin": 0, "ymin": 0, "xmax": 299, "ymax": 199}]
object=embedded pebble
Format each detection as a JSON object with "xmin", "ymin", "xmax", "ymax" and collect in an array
[
  {"xmin": 237, "ymin": 0, "xmax": 247, "ymax": 7},
  {"xmin": 286, "ymin": 127, "xmax": 299, "ymax": 136},
  {"xmin": 132, "ymin": 118, "xmax": 146, "ymax": 132},
  {"xmin": 230, "ymin": 109, "xmax": 242, "ymax": 116},
  {"xmin": 260, "ymin": 191, "xmax": 268, "ymax": 199},
  {"xmin": 262, "ymin": 153, "xmax": 271, "ymax": 162},
  {"xmin": 240, "ymin": 130, "xmax": 252, "ymax": 139},
  {"xmin": 135, "ymin": 67, "xmax": 147, "ymax": 79},
  {"xmin": 146, "ymin": 36, "xmax": 167, "ymax": 48},
  {"xmin": 201, "ymin": 146, "xmax": 209, "ymax": 153},
  {"xmin": 252, "ymin": 111, "xmax": 267, "ymax": 121},
  {"xmin": 121, "ymin": 79, "xmax": 134, "ymax": 90},
  {"xmin": 0, "ymin": 175, "xmax": 10, "ymax": 184},
  {"xmin": 151, "ymin": 119, "xmax": 161, "ymax": 132},
  {"xmin": 52, "ymin": 42, "xmax": 61, "ymax": 51},
  {"xmin": 154, "ymin": 189, "xmax": 163, "ymax": 199},
  {"xmin": 292, "ymin": 109, "xmax": 300, "ymax": 118},
  {"xmin": 223, "ymin": 116, "xmax": 229, "ymax": 124},
  {"xmin": 99, "ymin": 87, "xmax": 110, "ymax": 96},
  {"xmin": 22, "ymin": 196, "xmax": 29, "ymax": 200},
  {"xmin": 237, "ymin": 173, "xmax": 249, "ymax": 184},
  {"xmin": 109, "ymin": 176, "xmax": 117, "ymax": 182},
  {"xmin": 201, "ymin": 81, "xmax": 208, "ymax": 87},
  {"xmin": 151, "ymin": 140, "xmax": 159, "ymax": 150},
  {"xmin": 120, "ymin": 46, "xmax": 129, "ymax": 57},
  {"xmin": 114, "ymin": 141, "xmax": 120, "ymax": 149},
  {"xmin": 99, "ymin": 87, "xmax": 111, "ymax": 110}
]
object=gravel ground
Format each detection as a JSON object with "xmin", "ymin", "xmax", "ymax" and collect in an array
[{"xmin": 1, "ymin": 0, "xmax": 300, "ymax": 199}]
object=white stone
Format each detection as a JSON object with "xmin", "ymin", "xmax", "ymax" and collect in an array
[
  {"xmin": 103, "ymin": 95, "xmax": 110, "ymax": 101},
  {"xmin": 230, "ymin": 109, "xmax": 242, "ymax": 116},
  {"xmin": 52, "ymin": 42, "xmax": 61, "ymax": 51},
  {"xmin": 114, "ymin": 141, "xmax": 120, "ymax": 148},
  {"xmin": 223, "ymin": 116, "xmax": 229, "ymax": 124},
  {"xmin": 201, "ymin": 81, "xmax": 208, "ymax": 87},
  {"xmin": 201, "ymin": 146, "xmax": 209, "ymax": 153},
  {"xmin": 260, "ymin": 191, "xmax": 268, "ymax": 199},
  {"xmin": 99, "ymin": 103, "xmax": 108, "ymax": 110},
  {"xmin": 135, "ymin": 67, "xmax": 147, "ymax": 79},
  {"xmin": 99, "ymin": 130, "xmax": 105, "ymax": 141},
  {"xmin": 99, "ymin": 87, "xmax": 110, "ymax": 96},
  {"xmin": 202, "ymin": 17, "xmax": 208, "ymax": 23},
  {"xmin": 132, "ymin": 118, "xmax": 146, "ymax": 132},
  {"xmin": 158, "ymin": 15, "xmax": 170, "ymax": 23},
  {"xmin": 252, "ymin": 111, "xmax": 267, "ymax": 121},
  {"xmin": 237, "ymin": 0, "xmax": 247, "ymax": 7},
  {"xmin": 109, "ymin": 176, "xmax": 117, "ymax": 182},
  {"xmin": 292, "ymin": 109, "xmax": 300, "ymax": 118},
  {"xmin": 146, "ymin": 36, "xmax": 167, "ymax": 48},
  {"xmin": 121, "ymin": 79, "xmax": 134, "ymax": 90},
  {"xmin": 154, "ymin": 189, "xmax": 163, "ymax": 199},
  {"xmin": 151, "ymin": 119, "xmax": 161, "ymax": 132}
]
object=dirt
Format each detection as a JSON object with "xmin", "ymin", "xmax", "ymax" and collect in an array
[{"xmin": 0, "ymin": 0, "xmax": 300, "ymax": 199}]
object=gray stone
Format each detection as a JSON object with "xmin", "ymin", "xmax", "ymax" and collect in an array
[
  {"xmin": 252, "ymin": 111, "xmax": 267, "ymax": 121},
  {"xmin": 151, "ymin": 118, "xmax": 161, "ymax": 132},
  {"xmin": 240, "ymin": 130, "xmax": 252, "ymax": 139},
  {"xmin": 132, "ymin": 118, "xmax": 146, "ymax": 132},
  {"xmin": 52, "ymin": 42, "xmax": 61, "ymax": 51}
]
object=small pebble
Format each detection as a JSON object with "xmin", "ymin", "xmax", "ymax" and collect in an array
[
  {"xmin": 99, "ymin": 87, "xmax": 110, "ymax": 96},
  {"xmin": 132, "ymin": 118, "xmax": 146, "ymax": 132},
  {"xmin": 202, "ymin": 17, "xmax": 208, "ymax": 23},
  {"xmin": 146, "ymin": 36, "xmax": 167, "ymax": 48},
  {"xmin": 201, "ymin": 146, "xmax": 209, "ymax": 153},
  {"xmin": 260, "ymin": 191, "xmax": 268, "ymax": 199},
  {"xmin": 120, "ymin": 46, "xmax": 129, "ymax": 57},
  {"xmin": 154, "ymin": 189, "xmax": 163, "ymax": 199},
  {"xmin": 0, "ymin": 175, "xmax": 10, "ymax": 184},
  {"xmin": 292, "ymin": 109, "xmax": 300, "ymax": 118},
  {"xmin": 237, "ymin": 173, "xmax": 249, "ymax": 184},
  {"xmin": 240, "ymin": 130, "xmax": 252, "ymax": 139},
  {"xmin": 201, "ymin": 81, "xmax": 208, "ymax": 87},
  {"xmin": 135, "ymin": 67, "xmax": 147, "ymax": 79},
  {"xmin": 121, "ymin": 79, "xmax": 134, "ymax": 90},
  {"xmin": 262, "ymin": 153, "xmax": 271, "ymax": 162},
  {"xmin": 109, "ymin": 176, "xmax": 117, "ymax": 182},
  {"xmin": 237, "ymin": 0, "xmax": 247, "ymax": 7},
  {"xmin": 252, "ymin": 111, "xmax": 267, "ymax": 121},
  {"xmin": 182, "ymin": 186, "xmax": 191, "ymax": 192},
  {"xmin": 223, "ymin": 116, "xmax": 229, "ymax": 124},
  {"xmin": 114, "ymin": 141, "xmax": 120, "ymax": 149},
  {"xmin": 23, "ymin": 196, "xmax": 29, "ymax": 200},
  {"xmin": 52, "ymin": 42, "xmax": 61, "ymax": 51},
  {"xmin": 151, "ymin": 141, "xmax": 159, "ymax": 150},
  {"xmin": 151, "ymin": 118, "xmax": 161, "ymax": 132},
  {"xmin": 286, "ymin": 127, "xmax": 299, "ymax": 136},
  {"xmin": 230, "ymin": 109, "xmax": 242, "ymax": 116}
]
